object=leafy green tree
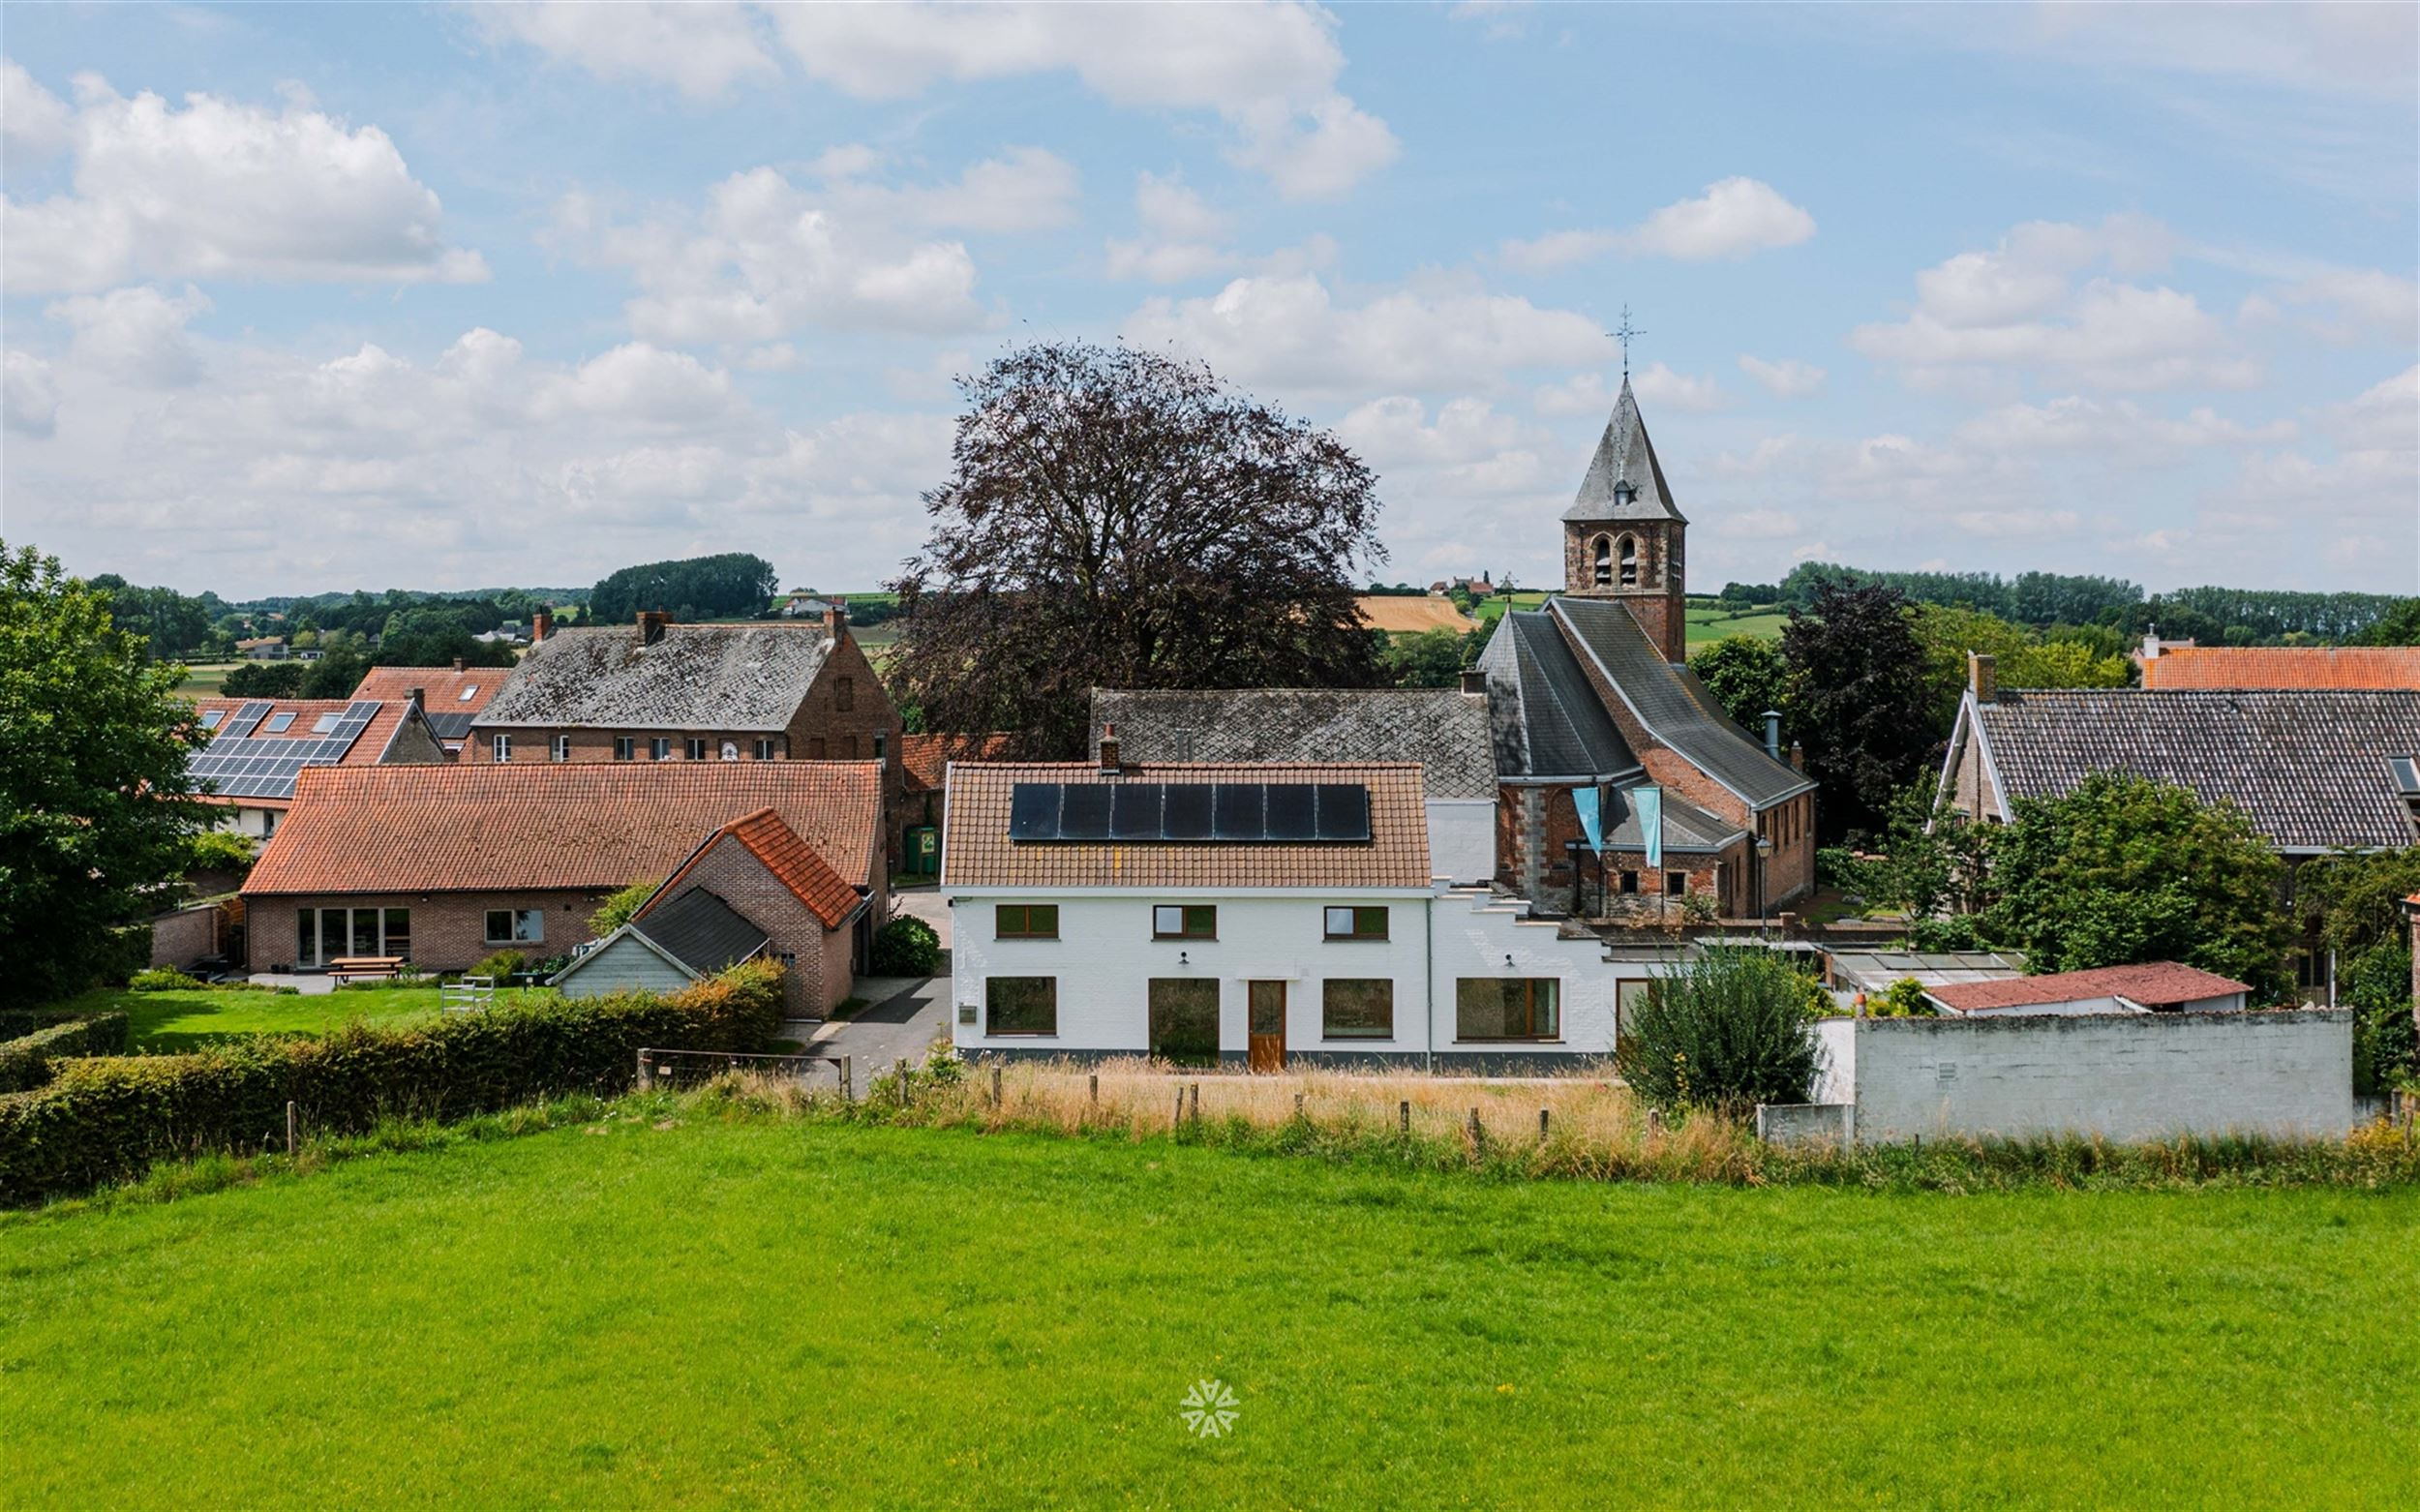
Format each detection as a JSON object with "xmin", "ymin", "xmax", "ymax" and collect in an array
[
  {"xmin": 590, "ymin": 553, "xmax": 779, "ymax": 622},
  {"xmin": 1, "ymin": 543, "xmax": 211, "ymax": 1007},
  {"xmin": 221, "ymin": 661, "xmax": 307, "ymax": 698},
  {"xmin": 2292, "ymin": 844, "xmax": 2420, "ymax": 965},
  {"xmin": 1379, "ymin": 628, "xmax": 1467, "ymax": 687},
  {"xmin": 1781, "ymin": 580, "xmax": 1937, "ymax": 843},
  {"xmin": 375, "ymin": 607, "xmax": 513, "ymax": 670},
  {"xmin": 300, "ymin": 643, "xmax": 372, "ymax": 699},
  {"xmin": 589, "ymin": 881, "xmax": 657, "ymax": 937},
  {"xmin": 1864, "ymin": 784, "xmax": 1994, "ymax": 919},
  {"xmin": 2355, "ymin": 598, "xmax": 2420, "ymax": 646},
  {"xmin": 1984, "ymin": 773, "xmax": 2290, "ymax": 1001},
  {"xmin": 1689, "ymin": 635, "xmax": 1790, "ymax": 733},
  {"xmin": 1613, "ymin": 948, "xmax": 1826, "ymax": 1114}
]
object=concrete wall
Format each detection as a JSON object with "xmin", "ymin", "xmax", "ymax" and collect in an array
[
  {"xmin": 1427, "ymin": 800, "xmax": 1496, "ymax": 886},
  {"xmin": 1810, "ymin": 1010, "xmax": 2355, "ymax": 1143}
]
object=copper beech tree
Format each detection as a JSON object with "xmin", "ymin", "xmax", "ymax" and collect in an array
[{"xmin": 888, "ymin": 343, "xmax": 1386, "ymax": 754}]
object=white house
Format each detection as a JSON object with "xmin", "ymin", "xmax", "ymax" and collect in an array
[{"xmin": 944, "ymin": 758, "xmax": 1650, "ymax": 1071}]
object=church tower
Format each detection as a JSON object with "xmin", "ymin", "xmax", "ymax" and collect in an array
[{"xmin": 1561, "ymin": 374, "xmax": 1687, "ymax": 663}]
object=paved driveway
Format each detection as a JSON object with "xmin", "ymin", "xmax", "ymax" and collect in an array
[{"xmin": 804, "ymin": 970, "xmax": 950, "ymax": 1087}]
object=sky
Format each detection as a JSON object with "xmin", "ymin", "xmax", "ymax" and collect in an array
[{"xmin": 2, "ymin": 1, "xmax": 2414, "ymax": 600}]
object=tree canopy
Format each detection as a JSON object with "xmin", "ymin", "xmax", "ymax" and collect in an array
[
  {"xmin": 1780, "ymin": 580, "xmax": 1937, "ymax": 842},
  {"xmin": 1688, "ymin": 635, "xmax": 1790, "ymax": 733},
  {"xmin": 590, "ymin": 553, "xmax": 779, "ymax": 623},
  {"xmin": 888, "ymin": 342, "xmax": 1385, "ymax": 752},
  {"xmin": 1, "ymin": 543, "xmax": 210, "ymax": 1007}
]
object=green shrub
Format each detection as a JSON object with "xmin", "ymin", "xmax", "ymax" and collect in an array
[
  {"xmin": 1872, "ymin": 978, "xmax": 1938, "ymax": 1018},
  {"xmin": 1614, "ymin": 948, "xmax": 1824, "ymax": 1115},
  {"xmin": 0, "ymin": 961, "xmax": 784, "ymax": 1203},
  {"xmin": 471, "ymin": 950, "xmax": 528, "ymax": 983},
  {"xmin": 0, "ymin": 1014, "xmax": 131, "ymax": 1095},
  {"xmin": 1906, "ymin": 914, "xmax": 1989, "ymax": 953},
  {"xmin": 127, "ymin": 968, "xmax": 206, "ymax": 992},
  {"xmin": 869, "ymin": 915, "xmax": 941, "ymax": 977},
  {"xmin": 184, "ymin": 830, "xmax": 257, "ymax": 876},
  {"xmin": 589, "ymin": 881, "xmax": 656, "ymax": 937}
]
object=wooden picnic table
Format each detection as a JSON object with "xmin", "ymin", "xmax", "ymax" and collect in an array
[{"xmin": 327, "ymin": 955, "xmax": 405, "ymax": 983}]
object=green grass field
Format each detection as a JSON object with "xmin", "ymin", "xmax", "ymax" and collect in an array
[
  {"xmin": 1684, "ymin": 604, "xmax": 1789, "ymax": 645},
  {"xmin": 172, "ymin": 660, "xmax": 239, "ymax": 698},
  {"xmin": 62, "ymin": 983, "xmax": 551, "ymax": 1051},
  {"xmin": 3, "ymin": 1118, "xmax": 2409, "ymax": 1507}
]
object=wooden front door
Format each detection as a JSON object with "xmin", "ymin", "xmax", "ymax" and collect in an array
[{"xmin": 1247, "ymin": 981, "xmax": 1287, "ymax": 1073}]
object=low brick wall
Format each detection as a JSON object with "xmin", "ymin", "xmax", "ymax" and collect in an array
[{"xmin": 149, "ymin": 904, "xmax": 223, "ymax": 969}]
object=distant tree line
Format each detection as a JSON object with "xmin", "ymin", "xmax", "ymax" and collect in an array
[
  {"xmin": 590, "ymin": 553, "xmax": 779, "ymax": 623},
  {"xmin": 1766, "ymin": 562, "xmax": 2412, "ymax": 646}
]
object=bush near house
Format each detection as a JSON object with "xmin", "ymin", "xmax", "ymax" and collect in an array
[
  {"xmin": 0, "ymin": 960, "xmax": 783, "ymax": 1203},
  {"xmin": 471, "ymin": 949, "xmax": 528, "ymax": 983},
  {"xmin": 0, "ymin": 1013, "xmax": 130, "ymax": 1095},
  {"xmin": 869, "ymin": 915, "xmax": 941, "ymax": 977},
  {"xmin": 1614, "ymin": 948, "xmax": 1825, "ymax": 1113}
]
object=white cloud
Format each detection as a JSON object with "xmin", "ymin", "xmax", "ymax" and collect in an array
[
  {"xmin": 1738, "ymin": 354, "xmax": 1826, "ymax": 399},
  {"xmin": 2, "ymin": 350, "xmax": 59, "ymax": 438},
  {"xmin": 1122, "ymin": 272, "xmax": 1609, "ymax": 396},
  {"xmin": 2318, "ymin": 365, "xmax": 2419, "ymax": 454},
  {"xmin": 763, "ymin": 2, "xmax": 1397, "ymax": 198},
  {"xmin": 2274, "ymin": 267, "xmax": 2420, "ymax": 346},
  {"xmin": 1136, "ymin": 172, "xmax": 1227, "ymax": 244},
  {"xmin": 473, "ymin": 2, "xmax": 779, "ymax": 100},
  {"xmin": 1628, "ymin": 361, "xmax": 1726, "ymax": 412},
  {"xmin": 1531, "ymin": 371, "xmax": 1612, "ymax": 417},
  {"xmin": 1499, "ymin": 177, "xmax": 1814, "ymax": 271},
  {"xmin": 44, "ymin": 284, "xmax": 212, "ymax": 386},
  {"xmin": 1951, "ymin": 395, "xmax": 2295, "ymax": 459},
  {"xmin": 1447, "ymin": 2, "xmax": 1533, "ymax": 42},
  {"xmin": 818, "ymin": 144, "xmax": 1081, "ymax": 232},
  {"xmin": 1, "ymin": 73, "xmax": 486, "ymax": 293},
  {"xmin": 3, "ymin": 58, "xmax": 73, "ymax": 171},
  {"xmin": 1104, "ymin": 171, "xmax": 1336, "ymax": 286}
]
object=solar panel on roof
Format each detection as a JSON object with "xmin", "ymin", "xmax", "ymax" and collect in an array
[
  {"xmin": 1009, "ymin": 783, "xmax": 1059, "ymax": 840},
  {"xmin": 1058, "ymin": 784, "xmax": 1112, "ymax": 839},
  {"xmin": 1007, "ymin": 780, "xmax": 1376, "ymax": 844},
  {"xmin": 1109, "ymin": 783, "xmax": 1165, "ymax": 838},
  {"xmin": 1212, "ymin": 783, "xmax": 1263, "ymax": 840},
  {"xmin": 1162, "ymin": 784, "xmax": 1214, "ymax": 838},
  {"xmin": 1315, "ymin": 783, "xmax": 1371, "ymax": 841},
  {"xmin": 1263, "ymin": 784, "xmax": 1316, "ymax": 840}
]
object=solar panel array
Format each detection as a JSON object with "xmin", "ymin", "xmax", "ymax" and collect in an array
[
  {"xmin": 1008, "ymin": 782, "xmax": 1371, "ymax": 844},
  {"xmin": 190, "ymin": 700, "xmax": 381, "ymax": 800}
]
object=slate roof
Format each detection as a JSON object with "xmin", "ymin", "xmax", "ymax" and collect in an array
[
  {"xmin": 634, "ymin": 889, "xmax": 771, "ymax": 975},
  {"xmin": 1564, "ymin": 376, "xmax": 1683, "ymax": 524},
  {"xmin": 943, "ymin": 763, "xmax": 1430, "ymax": 890},
  {"xmin": 1090, "ymin": 689, "xmax": 1497, "ymax": 800},
  {"xmin": 2140, "ymin": 647, "xmax": 2420, "ymax": 691},
  {"xmin": 648, "ymin": 807, "xmax": 866, "ymax": 930},
  {"xmin": 1929, "ymin": 962, "xmax": 2250, "ymax": 1013},
  {"xmin": 470, "ymin": 624, "xmax": 833, "ymax": 734},
  {"xmin": 1964, "ymin": 688, "xmax": 2420, "ymax": 852},
  {"xmin": 1475, "ymin": 611, "xmax": 1640, "ymax": 780},
  {"xmin": 245, "ymin": 763, "xmax": 882, "ymax": 895},
  {"xmin": 1550, "ymin": 598, "xmax": 1815, "ymax": 809}
]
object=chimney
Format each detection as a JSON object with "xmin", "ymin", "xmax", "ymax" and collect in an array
[
  {"xmin": 531, "ymin": 611, "xmax": 552, "ymax": 643},
  {"xmin": 1098, "ymin": 722, "xmax": 1121, "ymax": 776},
  {"xmin": 1762, "ymin": 710, "xmax": 1783, "ymax": 763},
  {"xmin": 636, "ymin": 610, "xmax": 670, "ymax": 647},
  {"xmin": 1968, "ymin": 650, "xmax": 1998, "ymax": 705},
  {"xmin": 822, "ymin": 601, "xmax": 849, "ymax": 641},
  {"xmin": 1789, "ymin": 740, "xmax": 1805, "ymax": 771},
  {"xmin": 1460, "ymin": 669, "xmax": 1487, "ymax": 696},
  {"xmin": 451, "ymin": 656, "xmax": 466, "ymax": 673},
  {"xmin": 407, "ymin": 686, "xmax": 424, "ymax": 712}
]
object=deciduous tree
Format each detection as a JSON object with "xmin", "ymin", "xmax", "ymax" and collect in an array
[
  {"xmin": 1688, "ymin": 635, "xmax": 1789, "ymax": 733},
  {"xmin": 1780, "ymin": 580, "xmax": 1936, "ymax": 842}
]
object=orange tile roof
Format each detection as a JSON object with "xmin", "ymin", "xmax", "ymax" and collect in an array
[
  {"xmin": 190, "ymin": 698, "xmax": 419, "ymax": 810},
  {"xmin": 942, "ymin": 762, "xmax": 1430, "ymax": 890},
  {"xmin": 245, "ymin": 762, "xmax": 882, "ymax": 896},
  {"xmin": 898, "ymin": 731, "xmax": 1015, "ymax": 793},
  {"xmin": 644, "ymin": 807, "xmax": 864, "ymax": 930},
  {"xmin": 1929, "ymin": 962, "xmax": 2252, "ymax": 1013},
  {"xmin": 349, "ymin": 666, "xmax": 504, "ymax": 714},
  {"xmin": 2140, "ymin": 647, "xmax": 2420, "ymax": 691}
]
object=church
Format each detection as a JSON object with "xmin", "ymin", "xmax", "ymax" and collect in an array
[{"xmin": 1474, "ymin": 374, "xmax": 1818, "ymax": 917}]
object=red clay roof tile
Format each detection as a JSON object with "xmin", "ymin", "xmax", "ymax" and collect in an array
[
  {"xmin": 1928, "ymin": 962, "xmax": 2252, "ymax": 1013},
  {"xmin": 2140, "ymin": 648, "xmax": 2420, "ymax": 691}
]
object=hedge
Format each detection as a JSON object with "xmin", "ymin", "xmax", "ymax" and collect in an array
[
  {"xmin": 0, "ymin": 1014, "xmax": 132, "ymax": 1095},
  {"xmin": 0, "ymin": 960, "xmax": 784, "ymax": 1204}
]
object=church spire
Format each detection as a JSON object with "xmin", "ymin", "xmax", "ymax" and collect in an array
[{"xmin": 1562, "ymin": 373, "xmax": 1684, "ymax": 525}]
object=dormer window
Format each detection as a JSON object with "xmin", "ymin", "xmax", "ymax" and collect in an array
[
  {"xmin": 1618, "ymin": 535, "xmax": 1639, "ymax": 588},
  {"xmin": 1614, "ymin": 479, "xmax": 1637, "ymax": 509},
  {"xmin": 1591, "ymin": 535, "xmax": 1613, "ymax": 587}
]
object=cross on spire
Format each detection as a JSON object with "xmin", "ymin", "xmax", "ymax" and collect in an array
[{"xmin": 1611, "ymin": 305, "xmax": 1644, "ymax": 379}]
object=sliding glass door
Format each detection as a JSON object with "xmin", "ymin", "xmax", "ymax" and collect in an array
[{"xmin": 295, "ymin": 907, "xmax": 411, "ymax": 967}]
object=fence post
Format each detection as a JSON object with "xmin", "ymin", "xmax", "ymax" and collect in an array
[
  {"xmin": 286, "ymin": 1100, "xmax": 298, "ymax": 1155},
  {"xmin": 1189, "ymin": 1082, "xmax": 1200, "ymax": 1125},
  {"xmin": 1538, "ymin": 1108, "xmax": 1550, "ymax": 1142},
  {"xmin": 839, "ymin": 1055, "xmax": 852, "ymax": 1102},
  {"xmin": 1399, "ymin": 1100, "xmax": 1410, "ymax": 1135},
  {"xmin": 1088, "ymin": 1073, "xmax": 1099, "ymax": 1107},
  {"xmin": 992, "ymin": 1066, "xmax": 1003, "ymax": 1108},
  {"xmin": 1648, "ymin": 1107, "xmax": 1662, "ymax": 1136},
  {"xmin": 1294, "ymin": 1092, "xmax": 1305, "ymax": 1119},
  {"xmin": 1467, "ymin": 1106, "xmax": 1483, "ymax": 1150},
  {"xmin": 1172, "ymin": 1090, "xmax": 1185, "ymax": 1132},
  {"xmin": 637, "ymin": 1049, "xmax": 653, "ymax": 1091}
]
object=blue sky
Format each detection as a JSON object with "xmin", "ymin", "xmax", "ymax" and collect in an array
[{"xmin": 3, "ymin": 2, "xmax": 2413, "ymax": 598}]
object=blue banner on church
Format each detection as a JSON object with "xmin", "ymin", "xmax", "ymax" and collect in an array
[
  {"xmin": 1636, "ymin": 785, "xmax": 1664, "ymax": 870},
  {"xmin": 1573, "ymin": 786, "xmax": 1604, "ymax": 854}
]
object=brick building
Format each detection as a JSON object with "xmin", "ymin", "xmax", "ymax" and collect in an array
[
  {"xmin": 350, "ymin": 662, "xmax": 506, "ymax": 755},
  {"xmin": 241, "ymin": 762, "xmax": 885, "ymax": 1013},
  {"xmin": 467, "ymin": 609, "xmax": 906, "ymax": 862},
  {"xmin": 189, "ymin": 696, "xmax": 448, "ymax": 839}
]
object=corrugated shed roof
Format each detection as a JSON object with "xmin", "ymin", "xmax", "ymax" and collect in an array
[
  {"xmin": 471, "ymin": 624, "xmax": 833, "ymax": 733},
  {"xmin": 2141, "ymin": 647, "xmax": 2420, "ymax": 691},
  {"xmin": 1476, "ymin": 612, "xmax": 1640, "ymax": 779},
  {"xmin": 1929, "ymin": 962, "xmax": 2250, "ymax": 1012},
  {"xmin": 634, "ymin": 889, "xmax": 770, "ymax": 975},
  {"xmin": 1550, "ymin": 598, "xmax": 1814, "ymax": 809},
  {"xmin": 1971, "ymin": 688, "xmax": 2420, "ymax": 851},
  {"xmin": 1563, "ymin": 376, "xmax": 1684, "ymax": 524},
  {"xmin": 943, "ymin": 763, "xmax": 1430, "ymax": 890},
  {"xmin": 1090, "ymin": 689, "xmax": 1497, "ymax": 800},
  {"xmin": 244, "ymin": 763, "xmax": 882, "ymax": 896}
]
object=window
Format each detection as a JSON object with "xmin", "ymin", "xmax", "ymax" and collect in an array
[
  {"xmin": 1148, "ymin": 979, "xmax": 1220, "ymax": 1064},
  {"xmin": 298, "ymin": 906, "xmax": 409, "ymax": 967},
  {"xmin": 1591, "ymin": 535, "xmax": 1613, "ymax": 588},
  {"xmin": 311, "ymin": 713, "xmax": 340, "ymax": 734},
  {"xmin": 1615, "ymin": 979, "xmax": 1655, "ymax": 1044},
  {"xmin": 1323, "ymin": 905, "xmax": 1387, "ymax": 941},
  {"xmin": 1153, "ymin": 904, "xmax": 1217, "ymax": 940},
  {"xmin": 753, "ymin": 739, "xmax": 775, "ymax": 760},
  {"xmin": 458, "ymin": 684, "xmax": 479, "ymax": 702},
  {"xmin": 650, "ymin": 738, "xmax": 672, "ymax": 761},
  {"xmin": 551, "ymin": 736, "xmax": 570, "ymax": 762},
  {"xmin": 1321, "ymin": 979, "xmax": 1394, "ymax": 1040},
  {"xmin": 492, "ymin": 734, "xmax": 512, "ymax": 763},
  {"xmin": 485, "ymin": 909, "xmax": 544, "ymax": 946},
  {"xmin": 1618, "ymin": 534, "xmax": 1639, "ymax": 588},
  {"xmin": 199, "ymin": 710, "xmax": 224, "ymax": 729},
  {"xmin": 1457, "ymin": 978, "xmax": 1560, "ymax": 1041},
  {"xmin": 614, "ymin": 737, "xmax": 635, "ymax": 761},
  {"xmin": 985, "ymin": 977, "xmax": 1056, "ymax": 1035},
  {"xmin": 261, "ymin": 809, "xmax": 278, "ymax": 838},
  {"xmin": 874, "ymin": 733, "xmax": 887, "ymax": 761},
  {"xmin": 1664, "ymin": 871, "xmax": 1686, "ymax": 897},
  {"xmin": 1619, "ymin": 870, "xmax": 1639, "ymax": 894},
  {"xmin": 382, "ymin": 908, "xmax": 411, "ymax": 960},
  {"xmin": 685, "ymin": 738, "xmax": 708, "ymax": 761},
  {"xmin": 264, "ymin": 712, "xmax": 295, "ymax": 733},
  {"xmin": 996, "ymin": 903, "xmax": 1059, "ymax": 939},
  {"xmin": 835, "ymin": 676, "xmax": 855, "ymax": 712}
]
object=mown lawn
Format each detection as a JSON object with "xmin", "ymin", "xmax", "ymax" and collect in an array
[
  {"xmin": 2, "ymin": 1120, "xmax": 2411, "ymax": 1508},
  {"xmin": 1685, "ymin": 604, "xmax": 1790, "ymax": 645},
  {"xmin": 61, "ymin": 983, "xmax": 551, "ymax": 1051}
]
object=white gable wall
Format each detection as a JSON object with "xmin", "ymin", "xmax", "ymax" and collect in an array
[{"xmin": 1427, "ymin": 800, "xmax": 1497, "ymax": 885}]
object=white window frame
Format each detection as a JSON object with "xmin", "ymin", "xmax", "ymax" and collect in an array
[
  {"xmin": 550, "ymin": 735, "xmax": 570, "ymax": 762},
  {"xmin": 493, "ymin": 734, "xmax": 512, "ymax": 763}
]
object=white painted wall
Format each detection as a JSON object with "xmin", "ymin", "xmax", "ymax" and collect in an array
[
  {"xmin": 1818, "ymin": 1011, "xmax": 2354, "ymax": 1142},
  {"xmin": 1426, "ymin": 800, "xmax": 1497, "ymax": 886}
]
